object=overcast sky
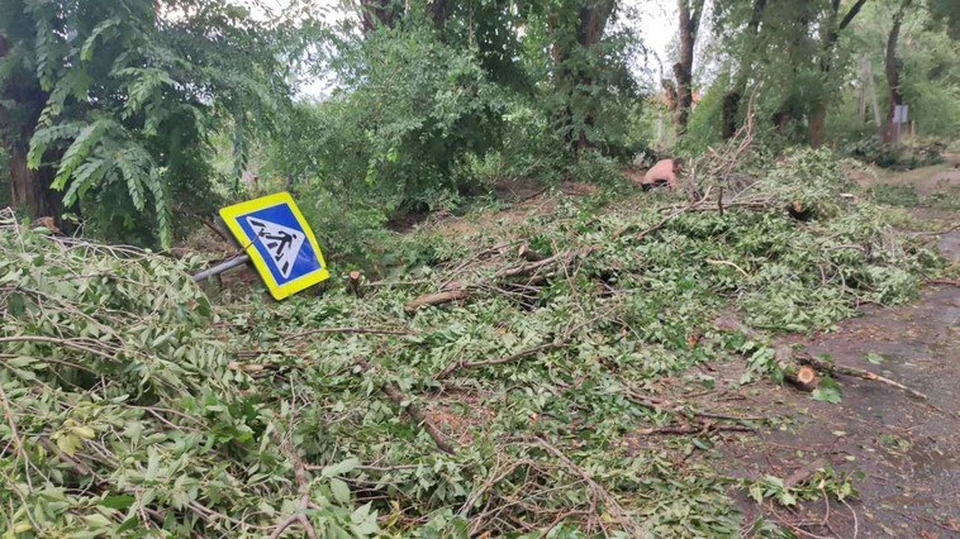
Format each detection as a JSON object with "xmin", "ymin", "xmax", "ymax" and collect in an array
[{"xmin": 244, "ymin": 0, "xmax": 680, "ymax": 98}]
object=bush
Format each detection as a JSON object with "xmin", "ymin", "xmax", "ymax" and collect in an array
[{"xmin": 840, "ymin": 134, "xmax": 944, "ymax": 170}]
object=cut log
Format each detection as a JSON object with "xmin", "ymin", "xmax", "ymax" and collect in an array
[
  {"xmin": 347, "ymin": 271, "xmax": 363, "ymax": 297},
  {"xmin": 783, "ymin": 364, "xmax": 819, "ymax": 392}
]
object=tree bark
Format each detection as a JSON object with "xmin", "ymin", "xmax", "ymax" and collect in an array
[
  {"xmin": 432, "ymin": 0, "xmax": 454, "ymax": 28},
  {"xmin": 8, "ymin": 145, "xmax": 61, "ymax": 220},
  {"xmin": 672, "ymin": 0, "xmax": 704, "ymax": 136},
  {"xmin": 883, "ymin": 0, "xmax": 913, "ymax": 143},
  {"xmin": 1, "ymin": 32, "xmax": 63, "ymax": 222},
  {"xmin": 360, "ymin": 0, "xmax": 399, "ymax": 33},
  {"xmin": 722, "ymin": 0, "xmax": 767, "ymax": 140}
]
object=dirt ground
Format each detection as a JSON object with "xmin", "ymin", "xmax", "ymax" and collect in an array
[{"xmin": 714, "ymin": 160, "xmax": 960, "ymax": 538}]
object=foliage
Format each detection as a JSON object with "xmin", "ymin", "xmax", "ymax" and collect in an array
[
  {"xmin": 1, "ymin": 0, "xmax": 299, "ymax": 247},
  {"xmin": 0, "ymin": 208, "xmax": 379, "ymax": 536},
  {"xmin": 4, "ymin": 148, "xmax": 942, "ymax": 535},
  {"xmin": 841, "ymin": 134, "xmax": 945, "ymax": 170}
]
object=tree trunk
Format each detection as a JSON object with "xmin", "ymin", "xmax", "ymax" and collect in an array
[
  {"xmin": 2, "ymin": 32, "xmax": 63, "ymax": 222},
  {"xmin": 360, "ymin": 0, "xmax": 399, "ymax": 33},
  {"xmin": 8, "ymin": 145, "xmax": 61, "ymax": 220},
  {"xmin": 807, "ymin": 103, "xmax": 828, "ymax": 148},
  {"xmin": 672, "ymin": 0, "xmax": 704, "ymax": 137},
  {"xmin": 571, "ymin": 0, "xmax": 616, "ymax": 153},
  {"xmin": 883, "ymin": 0, "xmax": 913, "ymax": 143},
  {"xmin": 722, "ymin": 0, "xmax": 767, "ymax": 140},
  {"xmin": 807, "ymin": 0, "xmax": 871, "ymax": 147},
  {"xmin": 432, "ymin": 0, "xmax": 454, "ymax": 28}
]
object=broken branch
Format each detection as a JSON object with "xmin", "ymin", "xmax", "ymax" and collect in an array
[
  {"xmin": 795, "ymin": 353, "xmax": 928, "ymax": 400},
  {"xmin": 435, "ymin": 342, "xmax": 566, "ymax": 380},
  {"xmin": 355, "ymin": 358, "xmax": 457, "ymax": 455}
]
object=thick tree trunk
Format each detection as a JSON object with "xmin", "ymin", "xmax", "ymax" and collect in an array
[
  {"xmin": 672, "ymin": 0, "xmax": 704, "ymax": 137},
  {"xmin": 2, "ymin": 33, "xmax": 59, "ymax": 221},
  {"xmin": 883, "ymin": 0, "xmax": 912, "ymax": 143},
  {"xmin": 432, "ymin": 0, "xmax": 454, "ymax": 28},
  {"xmin": 722, "ymin": 0, "xmax": 767, "ymax": 140},
  {"xmin": 8, "ymin": 145, "xmax": 61, "ymax": 219},
  {"xmin": 807, "ymin": 104, "xmax": 828, "ymax": 148}
]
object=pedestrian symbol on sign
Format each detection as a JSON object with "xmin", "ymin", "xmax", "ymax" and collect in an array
[
  {"xmin": 217, "ymin": 192, "xmax": 330, "ymax": 300},
  {"xmin": 246, "ymin": 217, "xmax": 304, "ymax": 278}
]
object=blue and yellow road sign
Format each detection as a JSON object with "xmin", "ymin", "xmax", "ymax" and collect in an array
[{"xmin": 219, "ymin": 192, "xmax": 329, "ymax": 300}]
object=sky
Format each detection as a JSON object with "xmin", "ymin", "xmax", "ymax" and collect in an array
[{"xmin": 244, "ymin": 0, "xmax": 681, "ymax": 98}]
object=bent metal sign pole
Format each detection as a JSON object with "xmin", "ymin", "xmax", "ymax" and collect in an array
[{"xmin": 192, "ymin": 192, "xmax": 330, "ymax": 299}]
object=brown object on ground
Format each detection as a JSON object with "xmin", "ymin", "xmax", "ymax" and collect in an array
[
  {"xmin": 634, "ymin": 424, "xmax": 754, "ymax": 436},
  {"xmin": 405, "ymin": 247, "xmax": 595, "ymax": 313},
  {"xmin": 638, "ymin": 159, "xmax": 679, "ymax": 189},
  {"xmin": 404, "ymin": 289, "xmax": 470, "ymax": 313},
  {"xmin": 347, "ymin": 271, "xmax": 363, "ymax": 297},
  {"xmin": 518, "ymin": 242, "xmax": 546, "ymax": 262},
  {"xmin": 784, "ymin": 458, "xmax": 829, "ymax": 489},
  {"xmin": 355, "ymin": 357, "xmax": 457, "ymax": 455},
  {"xmin": 560, "ymin": 182, "xmax": 598, "ymax": 197},
  {"xmin": 33, "ymin": 216, "xmax": 62, "ymax": 235}
]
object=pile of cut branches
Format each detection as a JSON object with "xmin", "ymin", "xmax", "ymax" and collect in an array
[
  {"xmin": 0, "ymin": 209, "xmax": 377, "ymax": 537},
  {"xmin": 0, "ymin": 149, "xmax": 946, "ymax": 536}
]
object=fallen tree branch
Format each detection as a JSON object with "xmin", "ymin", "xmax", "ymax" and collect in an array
[
  {"xmin": 405, "ymin": 247, "xmax": 596, "ymax": 313},
  {"xmin": 795, "ymin": 353, "xmax": 928, "ymax": 400},
  {"xmin": 286, "ymin": 326, "xmax": 418, "ymax": 339},
  {"xmin": 707, "ymin": 259, "xmax": 751, "ymax": 279},
  {"xmin": 534, "ymin": 436, "xmax": 641, "ymax": 536},
  {"xmin": 633, "ymin": 424, "xmax": 754, "ymax": 435},
  {"xmin": 435, "ymin": 342, "xmax": 567, "ymax": 380},
  {"xmin": 404, "ymin": 289, "xmax": 470, "ymax": 313},
  {"xmin": 268, "ymin": 425, "xmax": 319, "ymax": 539},
  {"xmin": 355, "ymin": 358, "xmax": 457, "ymax": 455}
]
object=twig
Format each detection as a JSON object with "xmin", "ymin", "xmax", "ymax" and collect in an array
[
  {"xmin": 633, "ymin": 424, "xmax": 754, "ymax": 435},
  {"xmin": 909, "ymin": 221, "xmax": 959, "ymax": 236},
  {"xmin": 435, "ymin": 342, "xmax": 567, "ymax": 380},
  {"xmin": 355, "ymin": 358, "xmax": 457, "ymax": 455},
  {"xmin": 268, "ymin": 426, "xmax": 319, "ymax": 539},
  {"xmin": 842, "ymin": 499, "xmax": 859, "ymax": 539},
  {"xmin": 707, "ymin": 259, "xmax": 751, "ymax": 278},
  {"xmin": 894, "ymin": 510, "xmax": 960, "ymax": 533},
  {"xmin": 404, "ymin": 289, "xmax": 471, "ymax": 313},
  {"xmin": 535, "ymin": 436, "xmax": 641, "ymax": 536},
  {"xmin": 285, "ymin": 326, "xmax": 417, "ymax": 339}
]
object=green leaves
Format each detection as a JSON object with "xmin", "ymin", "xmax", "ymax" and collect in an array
[
  {"xmin": 5, "ymin": 0, "xmax": 294, "ymax": 249},
  {"xmin": 321, "ymin": 457, "xmax": 361, "ymax": 479},
  {"xmin": 812, "ymin": 376, "xmax": 843, "ymax": 404}
]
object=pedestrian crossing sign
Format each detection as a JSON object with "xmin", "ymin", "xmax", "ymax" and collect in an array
[{"xmin": 219, "ymin": 192, "xmax": 330, "ymax": 300}]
